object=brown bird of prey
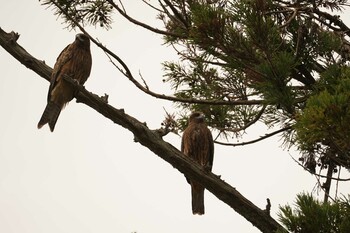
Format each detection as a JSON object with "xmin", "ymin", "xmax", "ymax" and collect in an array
[
  {"xmin": 181, "ymin": 112, "xmax": 214, "ymax": 215},
  {"xmin": 37, "ymin": 33, "xmax": 92, "ymax": 132}
]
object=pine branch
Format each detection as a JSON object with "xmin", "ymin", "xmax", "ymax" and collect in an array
[{"xmin": 0, "ymin": 26, "xmax": 285, "ymax": 233}]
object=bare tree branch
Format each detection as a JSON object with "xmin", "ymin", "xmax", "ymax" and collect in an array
[
  {"xmin": 0, "ymin": 26, "xmax": 285, "ymax": 233},
  {"xmin": 106, "ymin": 0, "xmax": 185, "ymax": 38},
  {"xmin": 215, "ymin": 125, "xmax": 293, "ymax": 147}
]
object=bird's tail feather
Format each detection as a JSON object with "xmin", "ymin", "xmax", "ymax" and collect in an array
[
  {"xmin": 191, "ymin": 182, "xmax": 205, "ymax": 215},
  {"xmin": 37, "ymin": 101, "xmax": 61, "ymax": 132}
]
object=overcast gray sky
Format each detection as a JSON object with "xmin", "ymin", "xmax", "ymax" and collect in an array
[{"xmin": 1, "ymin": 1, "xmax": 350, "ymax": 233}]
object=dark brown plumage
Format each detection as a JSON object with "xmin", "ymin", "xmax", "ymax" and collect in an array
[
  {"xmin": 38, "ymin": 33, "xmax": 92, "ymax": 131},
  {"xmin": 181, "ymin": 112, "xmax": 214, "ymax": 215}
]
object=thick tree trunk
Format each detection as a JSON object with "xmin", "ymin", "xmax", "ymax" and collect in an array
[
  {"xmin": 323, "ymin": 161, "xmax": 335, "ymax": 203},
  {"xmin": 0, "ymin": 27, "xmax": 285, "ymax": 233}
]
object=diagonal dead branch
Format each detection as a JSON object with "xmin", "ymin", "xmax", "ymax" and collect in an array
[{"xmin": 0, "ymin": 26, "xmax": 285, "ymax": 233}]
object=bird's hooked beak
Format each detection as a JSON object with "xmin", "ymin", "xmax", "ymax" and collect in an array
[
  {"xmin": 76, "ymin": 33, "xmax": 86, "ymax": 42},
  {"xmin": 196, "ymin": 113, "xmax": 205, "ymax": 120}
]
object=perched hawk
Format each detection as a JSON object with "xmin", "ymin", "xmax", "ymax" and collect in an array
[
  {"xmin": 181, "ymin": 112, "xmax": 214, "ymax": 215},
  {"xmin": 38, "ymin": 33, "xmax": 92, "ymax": 131}
]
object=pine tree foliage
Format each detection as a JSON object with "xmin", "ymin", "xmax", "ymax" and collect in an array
[
  {"xmin": 40, "ymin": 0, "xmax": 113, "ymax": 29},
  {"xmin": 40, "ymin": 0, "xmax": 350, "ymax": 173},
  {"xmin": 158, "ymin": 0, "xmax": 350, "ymax": 173},
  {"xmin": 294, "ymin": 65, "xmax": 350, "ymax": 170},
  {"xmin": 276, "ymin": 193, "xmax": 350, "ymax": 233}
]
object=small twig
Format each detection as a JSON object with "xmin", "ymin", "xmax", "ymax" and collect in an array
[
  {"xmin": 279, "ymin": 8, "xmax": 298, "ymax": 28},
  {"xmin": 264, "ymin": 198, "xmax": 271, "ymax": 215},
  {"xmin": 106, "ymin": 0, "xmax": 185, "ymax": 38},
  {"xmin": 139, "ymin": 71, "xmax": 149, "ymax": 90},
  {"xmin": 117, "ymin": 0, "xmax": 126, "ymax": 13},
  {"xmin": 142, "ymin": 0, "xmax": 164, "ymax": 13},
  {"xmin": 215, "ymin": 126, "xmax": 292, "ymax": 147},
  {"xmin": 103, "ymin": 46, "xmax": 126, "ymax": 75}
]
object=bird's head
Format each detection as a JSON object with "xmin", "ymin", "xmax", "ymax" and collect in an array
[
  {"xmin": 189, "ymin": 111, "xmax": 206, "ymax": 123},
  {"xmin": 75, "ymin": 33, "xmax": 90, "ymax": 47}
]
